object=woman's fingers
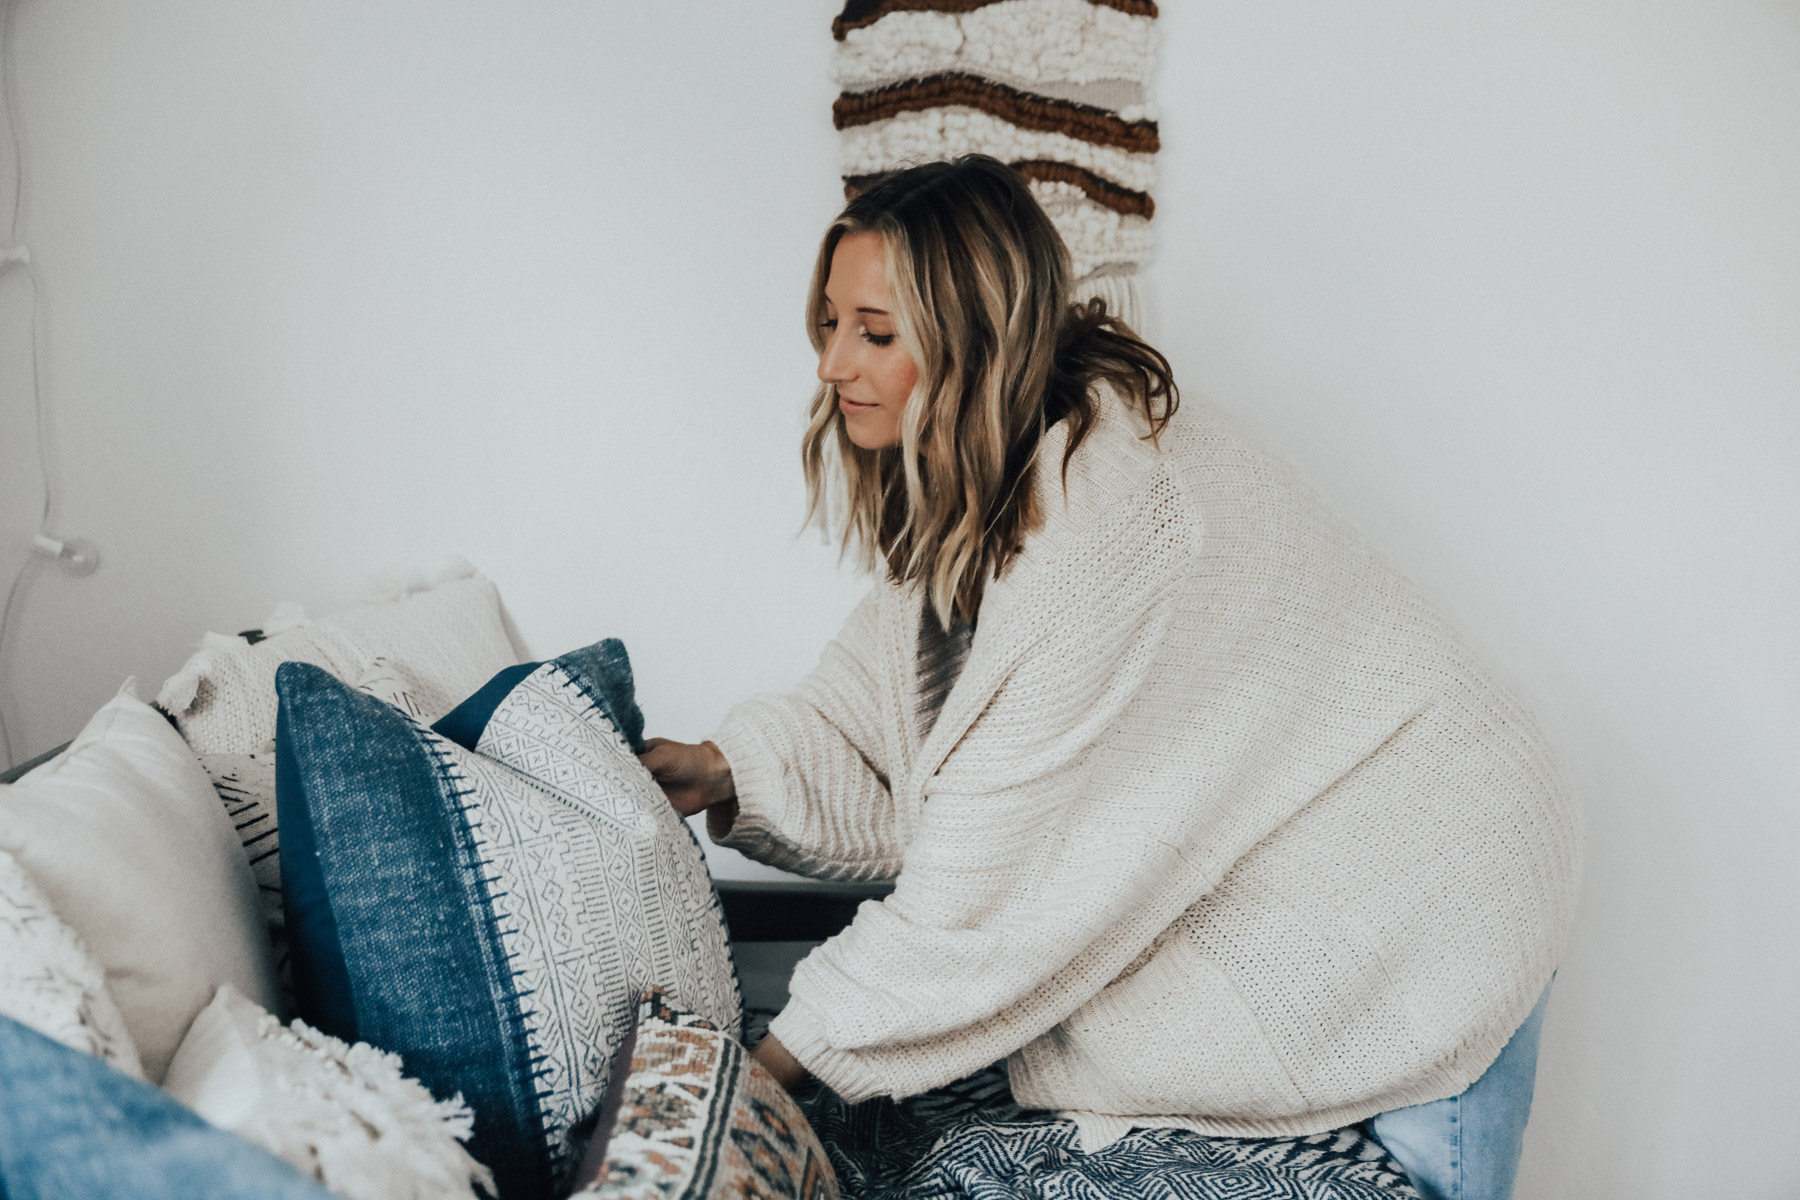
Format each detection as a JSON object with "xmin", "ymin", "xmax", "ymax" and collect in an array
[
  {"xmin": 638, "ymin": 739, "xmax": 735, "ymax": 819},
  {"xmin": 638, "ymin": 738, "xmax": 680, "ymax": 777},
  {"xmin": 638, "ymin": 737, "xmax": 714, "ymax": 816},
  {"xmin": 640, "ymin": 738, "xmax": 702, "ymax": 786}
]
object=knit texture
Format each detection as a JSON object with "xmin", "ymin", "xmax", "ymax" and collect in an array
[
  {"xmin": 832, "ymin": 0, "xmax": 1159, "ymax": 324},
  {"xmin": 711, "ymin": 388, "xmax": 1582, "ymax": 1140}
]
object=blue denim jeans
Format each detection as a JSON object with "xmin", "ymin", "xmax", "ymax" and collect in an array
[
  {"xmin": 0, "ymin": 1014, "xmax": 333, "ymax": 1199},
  {"xmin": 1369, "ymin": 985, "xmax": 1551, "ymax": 1200}
]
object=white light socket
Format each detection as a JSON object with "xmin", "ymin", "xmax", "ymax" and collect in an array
[{"xmin": 32, "ymin": 533, "xmax": 100, "ymax": 577}]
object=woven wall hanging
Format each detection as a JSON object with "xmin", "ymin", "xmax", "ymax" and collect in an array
[{"xmin": 832, "ymin": 0, "xmax": 1160, "ymax": 327}]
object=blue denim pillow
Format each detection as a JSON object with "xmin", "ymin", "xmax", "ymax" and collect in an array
[
  {"xmin": 276, "ymin": 641, "xmax": 740, "ymax": 1200},
  {"xmin": 0, "ymin": 1014, "xmax": 332, "ymax": 1200}
]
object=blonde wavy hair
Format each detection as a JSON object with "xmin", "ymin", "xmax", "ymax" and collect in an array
[{"xmin": 801, "ymin": 155, "xmax": 1178, "ymax": 627}]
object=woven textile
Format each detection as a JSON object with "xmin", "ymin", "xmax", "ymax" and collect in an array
[
  {"xmin": 572, "ymin": 989, "xmax": 839, "ymax": 1200},
  {"xmin": 161, "ymin": 986, "xmax": 494, "ymax": 1200},
  {"xmin": 798, "ymin": 1065, "xmax": 1417, "ymax": 1199},
  {"xmin": 158, "ymin": 566, "xmax": 520, "ymax": 1013},
  {"xmin": 158, "ymin": 564, "xmax": 520, "ymax": 757},
  {"xmin": 205, "ymin": 658, "xmax": 431, "ymax": 1013},
  {"xmin": 276, "ymin": 641, "xmax": 740, "ymax": 1200},
  {"xmin": 831, "ymin": 0, "xmax": 1160, "ymax": 324}
]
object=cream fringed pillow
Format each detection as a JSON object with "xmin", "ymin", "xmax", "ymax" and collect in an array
[
  {"xmin": 0, "ymin": 683, "xmax": 279, "ymax": 1082},
  {"xmin": 0, "ymin": 847, "xmax": 144, "ymax": 1079},
  {"xmin": 157, "ymin": 563, "xmax": 521, "ymax": 755},
  {"xmin": 163, "ymin": 986, "xmax": 496, "ymax": 1200}
]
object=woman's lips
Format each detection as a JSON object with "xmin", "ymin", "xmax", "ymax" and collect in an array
[{"xmin": 838, "ymin": 396, "xmax": 877, "ymax": 411}]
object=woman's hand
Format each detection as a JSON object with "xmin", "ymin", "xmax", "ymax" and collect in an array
[
  {"xmin": 638, "ymin": 738, "xmax": 736, "ymax": 818},
  {"xmin": 753, "ymin": 1033, "xmax": 810, "ymax": 1092}
]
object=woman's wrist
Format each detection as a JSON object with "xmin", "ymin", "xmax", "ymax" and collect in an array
[
  {"xmin": 753, "ymin": 1032, "xmax": 810, "ymax": 1092},
  {"xmin": 699, "ymin": 741, "xmax": 739, "ymax": 838},
  {"xmin": 705, "ymin": 796, "xmax": 740, "ymax": 841},
  {"xmin": 700, "ymin": 740, "xmax": 736, "ymax": 805}
]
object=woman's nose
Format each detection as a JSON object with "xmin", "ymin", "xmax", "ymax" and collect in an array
[{"xmin": 817, "ymin": 331, "xmax": 852, "ymax": 385}]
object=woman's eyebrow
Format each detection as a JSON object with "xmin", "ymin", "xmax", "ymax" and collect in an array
[{"xmin": 856, "ymin": 306, "xmax": 890, "ymax": 316}]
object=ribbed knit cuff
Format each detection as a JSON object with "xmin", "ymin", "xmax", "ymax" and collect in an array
[
  {"xmin": 707, "ymin": 705, "xmax": 796, "ymax": 867},
  {"xmin": 767, "ymin": 999, "xmax": 890, "ymax": 1105}
]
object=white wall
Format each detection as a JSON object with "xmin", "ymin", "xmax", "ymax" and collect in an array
[
  {"xmin": 2, "ymin": 3, "xmax": 1796, "ymax": 1196},
  {"xmin": 0, "ymin": 2, "xmax": 868, "ymax": 862},
  {"xmin": 1147, "ymin": 6, "xmax": 1800, "ymax": 1197}
]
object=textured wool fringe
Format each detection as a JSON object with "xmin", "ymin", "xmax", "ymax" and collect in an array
[
  {"xmin": 831, "ymin": 0, "xmax": 1159, "ymax": 321},
  {"xmin": 169, "ymin": 987, "xmax": 497, "ymax": 1200},
  {"xmin": 247, "ymin": 1016, "xmax": 496, "ymax": 1200},
  {"xmin": 155, "ymin": 558, "xmax": 479, "ymax": 717}
]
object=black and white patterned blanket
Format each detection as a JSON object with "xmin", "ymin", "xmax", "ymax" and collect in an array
[{"xmin": 794, "ymin": 1064, "xmax": 1419, "ymax": 1200}]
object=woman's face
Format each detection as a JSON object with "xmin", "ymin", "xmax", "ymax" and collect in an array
[{"xmin": 818, "ymin": 231, "xmax": 918, "ymax": 451}]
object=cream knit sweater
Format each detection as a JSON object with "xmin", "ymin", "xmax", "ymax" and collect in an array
[{"xmin": 711, "ymin": 387, "xmax": 1581, "ymax": 1143}]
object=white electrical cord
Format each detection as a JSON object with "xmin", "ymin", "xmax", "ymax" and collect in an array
[{"xmin": 0, "ymin": 0, "xmax": 53, "ymax": 769}]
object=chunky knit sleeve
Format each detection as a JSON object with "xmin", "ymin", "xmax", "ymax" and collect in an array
[
  {"xmin": 708, "ymin": 587, "xmax": 903, "ymax": 883},
  {"xmin": 767, "ymin": 463, "xmax": 1218, "ymax": 1098}
]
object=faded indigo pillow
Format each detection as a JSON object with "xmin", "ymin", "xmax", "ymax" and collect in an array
[{"xmin": 275, "ymin": 641, "xmax": 741, "ymax": 1200}]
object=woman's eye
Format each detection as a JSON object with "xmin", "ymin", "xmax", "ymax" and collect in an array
[
  {"xmin": 819, "ymin": 319, "xmax": 838, "ymax": 332},
  {"xmin": 862, "ymin": 331, "xmax": 895, "ymax": 347}
]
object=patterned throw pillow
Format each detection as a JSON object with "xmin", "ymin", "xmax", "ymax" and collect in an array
[
  {"xmin": 204, "ymin": 658, "xmax": 429, "ymax": 1011},
  {"xmin": 159, "ymin": 566, "xmax": 521, "ymax": 756},
  {"xmin": 569, "ymin": 989, "xmax": 839, "ymax": 1200},
  {"xmin": 275, "ymin": 641, "xmax": 740, "ymax": 1200}
]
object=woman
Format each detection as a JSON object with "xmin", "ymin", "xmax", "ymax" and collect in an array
[{"xmin": 643, "ymin": 156, "xmax": 1580, "ymax": 1199}]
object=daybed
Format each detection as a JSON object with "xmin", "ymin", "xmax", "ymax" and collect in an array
[{"xmin": 0, "ymin": 565, "xmax": 1417, "ymax": 1200}]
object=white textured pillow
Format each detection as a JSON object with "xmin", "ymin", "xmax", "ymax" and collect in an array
[
  {"xmin": 163, "ymin": 986, "xmax": 496, "ymax": 1200},
  {"xmin": 0, "ymin": 846, "xmax": 145, "ymax": 1079},
  {"xmin": 157, "ymin": 563, "xmax": 521, "ymax": 755},
  {"xmin": 0, "ymin": 683, "xmax": 279, "ymax": 1082}
]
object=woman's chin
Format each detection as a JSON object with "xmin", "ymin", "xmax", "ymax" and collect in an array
[{"xmin": 841, "ymin": 416, "xmax": 901, "ymax": 451}]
